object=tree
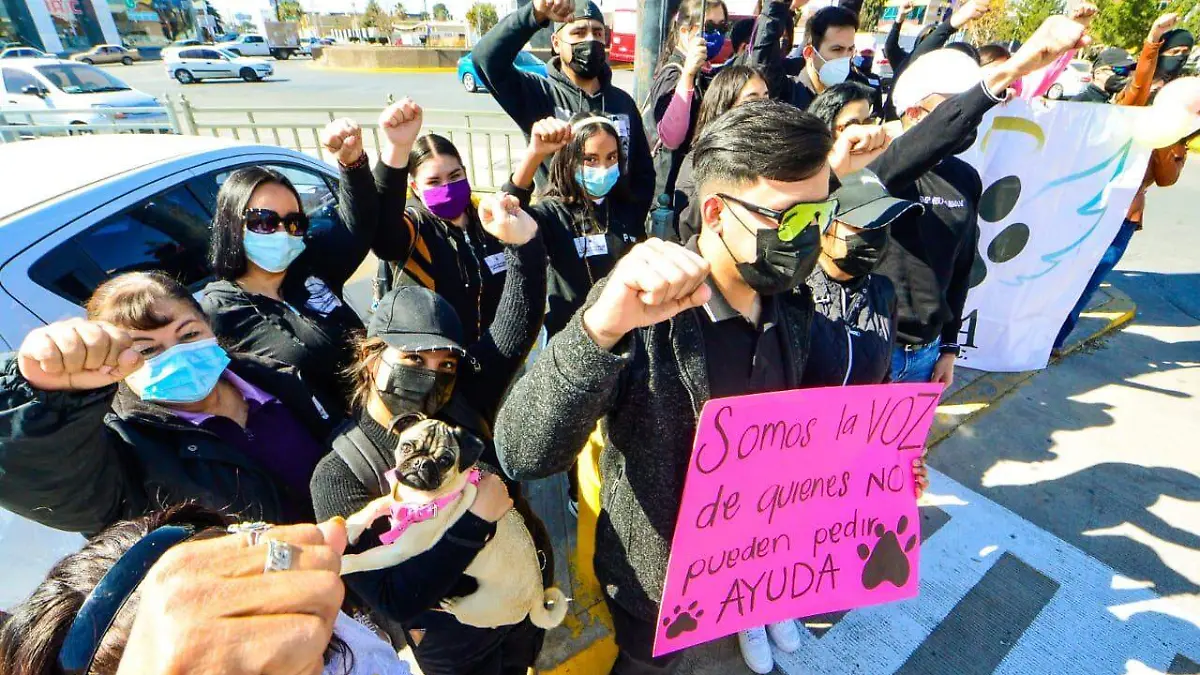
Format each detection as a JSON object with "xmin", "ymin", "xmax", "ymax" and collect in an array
[
  {"xmin": 466, "ymin": 2, "xmax": 499, "ymax": 35},
  {"xmin": 1010, "ymin": 0, "xmax": 1064, "ymax": 43},
  {"xmin": 968, "ymin": 0, "xmax": 1019, "ymax": 45},
  {"xmin": 858, "ymin": 0, "xmax": 885, "ymax": 31},
  {"xmin": 204, "ymin": 0, "xmax": 225, "ymax": 34},
  {"xmin": 433, "ymin": 2, "xmax": 451, "ymax": 20},
  {"xmin": 363, "ymin": 0, "xmax": 394, "ymax": 32},
  {"xmin": 393, "ymin": 1, "xmax": 406, "ymax": 17},
  {"xmin": 275, "ymin": 0, "xmax": 305, "ymax": 22}
]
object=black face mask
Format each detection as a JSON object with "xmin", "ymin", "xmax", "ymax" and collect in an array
[
  {"xmin": 379, "ymin": 364, "xmax": 456, "ymax": 419},
  {"xmin": 567, "ymin": 40, "xmax": 606, "ymax": 80},
  {"xmin": 1104, "ymin": 74, "xmax": 1131, "ymax": 94},
  {"xmin": 1156, "ymin": 30, "xmax": 1195, "ymax": 83},
  {"xmin": 721, "ymin": 206, "xmax": 822, "ymax": 296},
  {"xmin": 831, "ymin": 227, "xmax": 890, "ymax": 278}
]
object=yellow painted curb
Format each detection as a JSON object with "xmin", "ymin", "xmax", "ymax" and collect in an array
[{"xmin": 544, "ymin": 634, "xmax": 618, "ymax": 674}]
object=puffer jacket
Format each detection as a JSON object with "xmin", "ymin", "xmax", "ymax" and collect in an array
[
  {"xmin": 802, "ymin": 265, "xmax": 898, "ymax": 387},
  {"xmin": 0, "ymin": 354, "xmax": 334, "ymax": 534}
]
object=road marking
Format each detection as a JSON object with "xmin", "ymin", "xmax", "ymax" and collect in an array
[{"xmin": 769, "ymin": 469, "xmax": 1200, "ymax": 674}]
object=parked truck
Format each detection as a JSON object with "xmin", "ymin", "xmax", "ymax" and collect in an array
[{"xmin": 218, "ymin": 22, "xmax": 302, "ymax": 60}]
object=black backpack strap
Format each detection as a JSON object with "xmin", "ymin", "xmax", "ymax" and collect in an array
[{"xmin": 332, "ymin": 423, "xmax": 393, "ymax": 498}]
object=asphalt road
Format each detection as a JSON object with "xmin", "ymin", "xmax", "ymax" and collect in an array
[{"xmin": 102, "ymin": 58, "xmax": 637, "ymax": 113}]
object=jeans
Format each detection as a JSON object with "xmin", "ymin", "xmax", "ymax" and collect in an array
[
  {"xmin": 605, "ymin": 595, "xmax": 683, "ymax": 674},
  {"xmin": 890, "ymin": 337, "xmax": 942, "ymax": 383},
  {"xmin": 1053, "ymin": 217, "xmax": 1139, "ymax": 350}
]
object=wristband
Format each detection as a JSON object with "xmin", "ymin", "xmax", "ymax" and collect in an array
[
  {"xmin": 939, "ymin": 343, "xmax": 963, "ymax": 357},
  {"xmin": 339, "ymin": 151, "xmax": 368, "ymax": 170}
]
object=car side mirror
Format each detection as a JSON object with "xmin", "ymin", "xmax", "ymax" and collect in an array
[{"xmin": 21, "ymin": 84, "xmax": 46, "ymax": 98}]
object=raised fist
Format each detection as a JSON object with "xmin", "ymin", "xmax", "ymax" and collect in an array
[
  {"xmin": 479, "ymin": 192, "xmax": 539, "ymax": 245},
  {"xmin": 17, "ymin": 319, "xmax": 144, "ymax": 392},
  {"xmin": 379, "ymin": 97, "xmax": 423, "ymax": 150},
  {"xmin": 320, "ymin": 118, "xmax": 364, "ymax": 166},
  {"xmin": 529, "ymin": 117, "xmax": 574, "ymax": 157}
]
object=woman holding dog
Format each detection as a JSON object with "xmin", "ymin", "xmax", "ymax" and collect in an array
[
  {"xmin": 311, "ymin": 191, "xmax": 555, "ymax": 675},
  {"xmin": 0, "ymin": 272, "xmax": 337, "ymax": 535}
]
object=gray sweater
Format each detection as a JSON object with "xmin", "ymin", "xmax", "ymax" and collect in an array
[{"xmin": 495, "ymin": 280, "xmax": 815, "ymax": 621}]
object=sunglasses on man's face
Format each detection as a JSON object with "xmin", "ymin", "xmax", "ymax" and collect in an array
[
  {"xmin": 243, "ymin": 208, "xmax": 310, "ymax": 237},
  {"xmin": 718, "ymin": 194, "xmax": 837, "ymax": 241}
]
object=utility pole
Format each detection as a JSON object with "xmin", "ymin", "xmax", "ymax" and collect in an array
[{"xmin": 633, "ymin": 0, "xmax": 670, "ymax": 103}]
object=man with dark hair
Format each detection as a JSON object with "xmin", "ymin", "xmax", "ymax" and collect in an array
[
  {"xmin": 472, "ymin": 0, "xmax": 654, "ymax": 220},
  {"xmin": 494, "ymin": 100, "xmax": 833, "ymax": 674},
  {"xmin": 745, "ymin": 2, "xmax": 880, "ymax": 111}
]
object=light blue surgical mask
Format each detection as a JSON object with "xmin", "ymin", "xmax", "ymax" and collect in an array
[
  {"xmin": 244, "ymin": 229, "xmax": 306, "ymax": 273},
  {"xmin": 124, "ymin": 338, "xmax": 230, "ymax": 404},
  {"xmin": 574, "ymin": 163, "xmax": 620, "ymax": 199}
]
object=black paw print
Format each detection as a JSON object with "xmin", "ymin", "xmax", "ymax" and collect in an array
[
  {"xmin": 970, "ymin": 174, "xmax": 1030, "ymax": 289},
  {"xmin": 661, "ymin": 600, "xmax": 704, "ymax": 639},
  {"xmin": 857, "ymin": 516, "xmax": 918, "ymax": 590}
]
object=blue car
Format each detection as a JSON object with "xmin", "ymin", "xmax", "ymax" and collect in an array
[{"xmin": 458, "ymin": 50, "xmax": 547, "ymax": 93}]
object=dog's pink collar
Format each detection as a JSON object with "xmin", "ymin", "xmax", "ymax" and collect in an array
[{"xmin": 378, "ymin": 468, "xmax": 482, "ymax": 545}]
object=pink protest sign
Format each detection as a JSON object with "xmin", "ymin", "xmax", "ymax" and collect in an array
[{"xmin": 653, "ymin": 383, "xmax": 944, "ymax": 657}]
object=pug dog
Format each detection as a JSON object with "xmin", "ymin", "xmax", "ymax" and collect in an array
[{"xmin": 341, "ymin": 417, "xmax": 569, "ymax": 630}]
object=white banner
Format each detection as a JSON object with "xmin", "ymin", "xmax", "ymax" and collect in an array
[{"xmin": 955, "ymin": 100, "xmax": 1152, "ymax": 372}]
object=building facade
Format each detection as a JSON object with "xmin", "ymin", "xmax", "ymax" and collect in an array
[{"xmin": 1, "ymin": 0, "xmax": 200, "ymax": 54}]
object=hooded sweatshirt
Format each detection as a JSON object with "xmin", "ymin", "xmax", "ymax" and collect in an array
[{"xmin": 472, "ymin": 2, "xmax": 655, "ymax": 226}]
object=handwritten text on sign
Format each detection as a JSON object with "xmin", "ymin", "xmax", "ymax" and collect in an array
[{"xmin": 653, "ymin": 383, "xmax": 944, "ymax": 657}]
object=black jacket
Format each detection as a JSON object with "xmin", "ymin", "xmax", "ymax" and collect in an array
[
  {"xmin": 744, "ymin": 0, "xmax": 881, "ymax": 112},
  {"xmin": 802, "ymin": 265, "xmax": 897, "ymax": 387},
  {"xmin": 494, "ymin": 279, "xmax": 815, "ymax": 622},
  {"xmin": 372, "ymin": 163, "xmax": 508, "ymax": 345},
  {"xmin": 503, "ymin": 180, "xmax": 644, "ymax": 336},
  {"xmin": 200, "ymin": 161, "xmax": 378, "ymax": 413},
  {"xmin": 472, "ymin": 2, "xmax": 655, "ymax": 222},
  {"xmin": 0, "ymin": 354, "xmax": 335, "ymax": 534},
  {"xmin": 868, "ymin": 83, "xmax": 998, "ymax": 346},
  {"xmin": 643, "ymin": 54, "xmax": 711, "ymax": 200},
  {"xmin": 311, "ymin": 236, "xmax": 549, "ymax": 627}
]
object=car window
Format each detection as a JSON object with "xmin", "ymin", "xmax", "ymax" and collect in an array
[
  {"xmin": 33, "ymin": 63, "xmax": 130, "ymax": 93},
  {"xmin": 178, "ymin": 49, "xmax": 197, "ymax": 59},
  {"xmin": 28, "ymin": 186, "xmax": 214, "ymax": 305},
  {"xmin": 247, "ymin": 36, "xmax": 264, "ymax": 43},
  {"xmin": 2, "ymin": 68, "xmax": 39, "ymax": 94},
  {"xmin": 205, "ymin": 50, "xmax": 225, "ymax": 60}
]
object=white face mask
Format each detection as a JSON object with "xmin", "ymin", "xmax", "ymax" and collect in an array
[{"xmin": 816, "ymin": 53, "xmax": 852, "ymax": 86}]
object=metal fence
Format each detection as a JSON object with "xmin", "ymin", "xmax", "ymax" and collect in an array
[{"xmin": 0, "ymin": 96, "xmax": 527, "ymax": 191}]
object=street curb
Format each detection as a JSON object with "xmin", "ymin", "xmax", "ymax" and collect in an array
[
  {"xmin": 308, "ymin": 62, "xmax": 457, "ymax": 73},
  {"xmin": 927, "ymin": 284, "xmax": 1137, "ymax": 448},
  {"xmin": 541, "ymin": 284, "xmax": 1137, "ymax": 674}
]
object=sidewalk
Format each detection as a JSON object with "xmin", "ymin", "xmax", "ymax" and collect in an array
[{"xmin": 524, "ymin": 283, "xmax": 1139, "ymax": 675}]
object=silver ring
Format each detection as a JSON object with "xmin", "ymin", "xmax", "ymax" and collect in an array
[
  {"xmin": 263, "ymin": 539, "xmax": 294, "ymax": 573},
  {"xmin": 228, "ymin": 521, "xmax": 273, "ymax": 546}
]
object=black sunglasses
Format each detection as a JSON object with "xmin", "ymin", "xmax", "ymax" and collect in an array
[
  {"xmin": 58, "ymin": 524, "xmax": 198, "ymax": 675},
  {"xmin": 243, "ymin": 208, "xmax": 310, "ymax": 237}
]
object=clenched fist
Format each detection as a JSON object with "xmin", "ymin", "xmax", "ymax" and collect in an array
[
  {"xmin": 582, "ymin": 239, "xmax": 711, "ymax": 350},
  {"xmin": 529, "ymin": 117, "xmax": 574, "ymax": 158},
  {"xmin": 18, "ymin": 319, "xmax": 144, "ymax": 392},
  {"xmin": 479, "ymin": 192, "xmax": 539, "ymax": 245},
  {"xmin": 533, "ymin": 0, "xmax": 574, "ymax": 24},
  {"xmin": 380, "ymin": 97, "xmax": 424, "ymax": 151},
  {"xmin": 320, "ymin": 118, "xmax": 364, "ymax": 166}
]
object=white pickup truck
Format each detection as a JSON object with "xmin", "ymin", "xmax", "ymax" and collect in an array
[{"xmin": 218, "ymin": 23, "xmax": 302, "ymax": 60}]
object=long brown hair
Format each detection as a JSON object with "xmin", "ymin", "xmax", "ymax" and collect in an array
[
  {"xmin": 539, "ymin": 113, "xmax": 630, "ymax": 208},
  {"xmin": 85, "ymin": 271, "xmax": 206, "ymax": 330},
  {"xmin": 693, "ymin": 64, "xmax": 767, "ymax": 139},
  {"xmin": 657, "ymin": 0, "xmax": 729, "ymax": 70},
  {"xmin": 345, "ymin": 334, "xmax": 390, "ymax": 412}
]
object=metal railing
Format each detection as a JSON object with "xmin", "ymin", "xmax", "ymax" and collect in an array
[
  {"xmin": 172, "ymin": 95, "xmax": 526, "ymax": 190},
  {"xmin": 0, "ymin": 105, "xmax": 176, "ymax": 141}
]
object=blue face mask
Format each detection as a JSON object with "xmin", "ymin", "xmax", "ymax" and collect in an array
[
  {"xmin": 124, "ymin": 338, "xmax": 231, "ymax": 404},
  {"xmin": 574, "ymin": 164, "xmax": 620, "ymax": 198},
  {"xmin": 244, "ymin": 229, "xmax": 306, "ymax": 273}
]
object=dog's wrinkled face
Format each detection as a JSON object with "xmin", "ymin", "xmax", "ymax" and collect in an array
[{"xmin": 390, "ymin": 417, "xmax": 486, "ymax": 493}]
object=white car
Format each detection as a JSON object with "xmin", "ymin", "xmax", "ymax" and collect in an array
[
  {"xmin": 164, "ymin": 47, "xmax": 273, "ymax": 83},
  {"xmin": 0, "ymin": 59, "xmax": 169, "ymax": 130},
  {"xmin": 1046, "ymin": 59, "xmax": 1093, "ymax": 100},
  {"xmin": 0, "ymin": 47, "xmax": 50, "ymax": 59},
  {"xmin": 0, "ymin": 135, "xmax": 360, "ymax": 608},
  {"xmin": 216, "ymin": 33, "xmax": 271, "ymax": 58}
]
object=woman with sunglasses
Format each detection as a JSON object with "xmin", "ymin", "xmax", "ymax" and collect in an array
[
  {"xmin": 0, "ymin": 504, "xmax": 413, "ymax": 675},
  {"xmin": 643, "ymin": 0, "xmax": 730, "ymax": 199},
  {"xmin": 371, "ymin": 101, "xmax": 509, "ymax": 345},
  {"xmin": 0, "ymin": 272, "xmax": 337, "ymax": 536},
  {"xmin": 200, "ymin": 109, "xmax": 412, "ymax": 413},
  {"xmin": 504, "ymin": 113, "xmax": 645, "ymax": 337}
]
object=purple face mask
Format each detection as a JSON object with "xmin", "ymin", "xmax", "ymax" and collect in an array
[{"xmin": 421, "ymin": 177, "xmax": 472, "ymax": 220}]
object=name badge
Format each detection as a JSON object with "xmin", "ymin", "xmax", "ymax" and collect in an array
[
  {"xmin": 304, "ymin": 277, "xmax": 343, "ymax": 316},
  {"xmin": 575, "ymin": 234, "xmax": 609, "ymax": 258},
  {"xmin": 484, "ymin": 252, "xmax": 508, "ymax": 274}
]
